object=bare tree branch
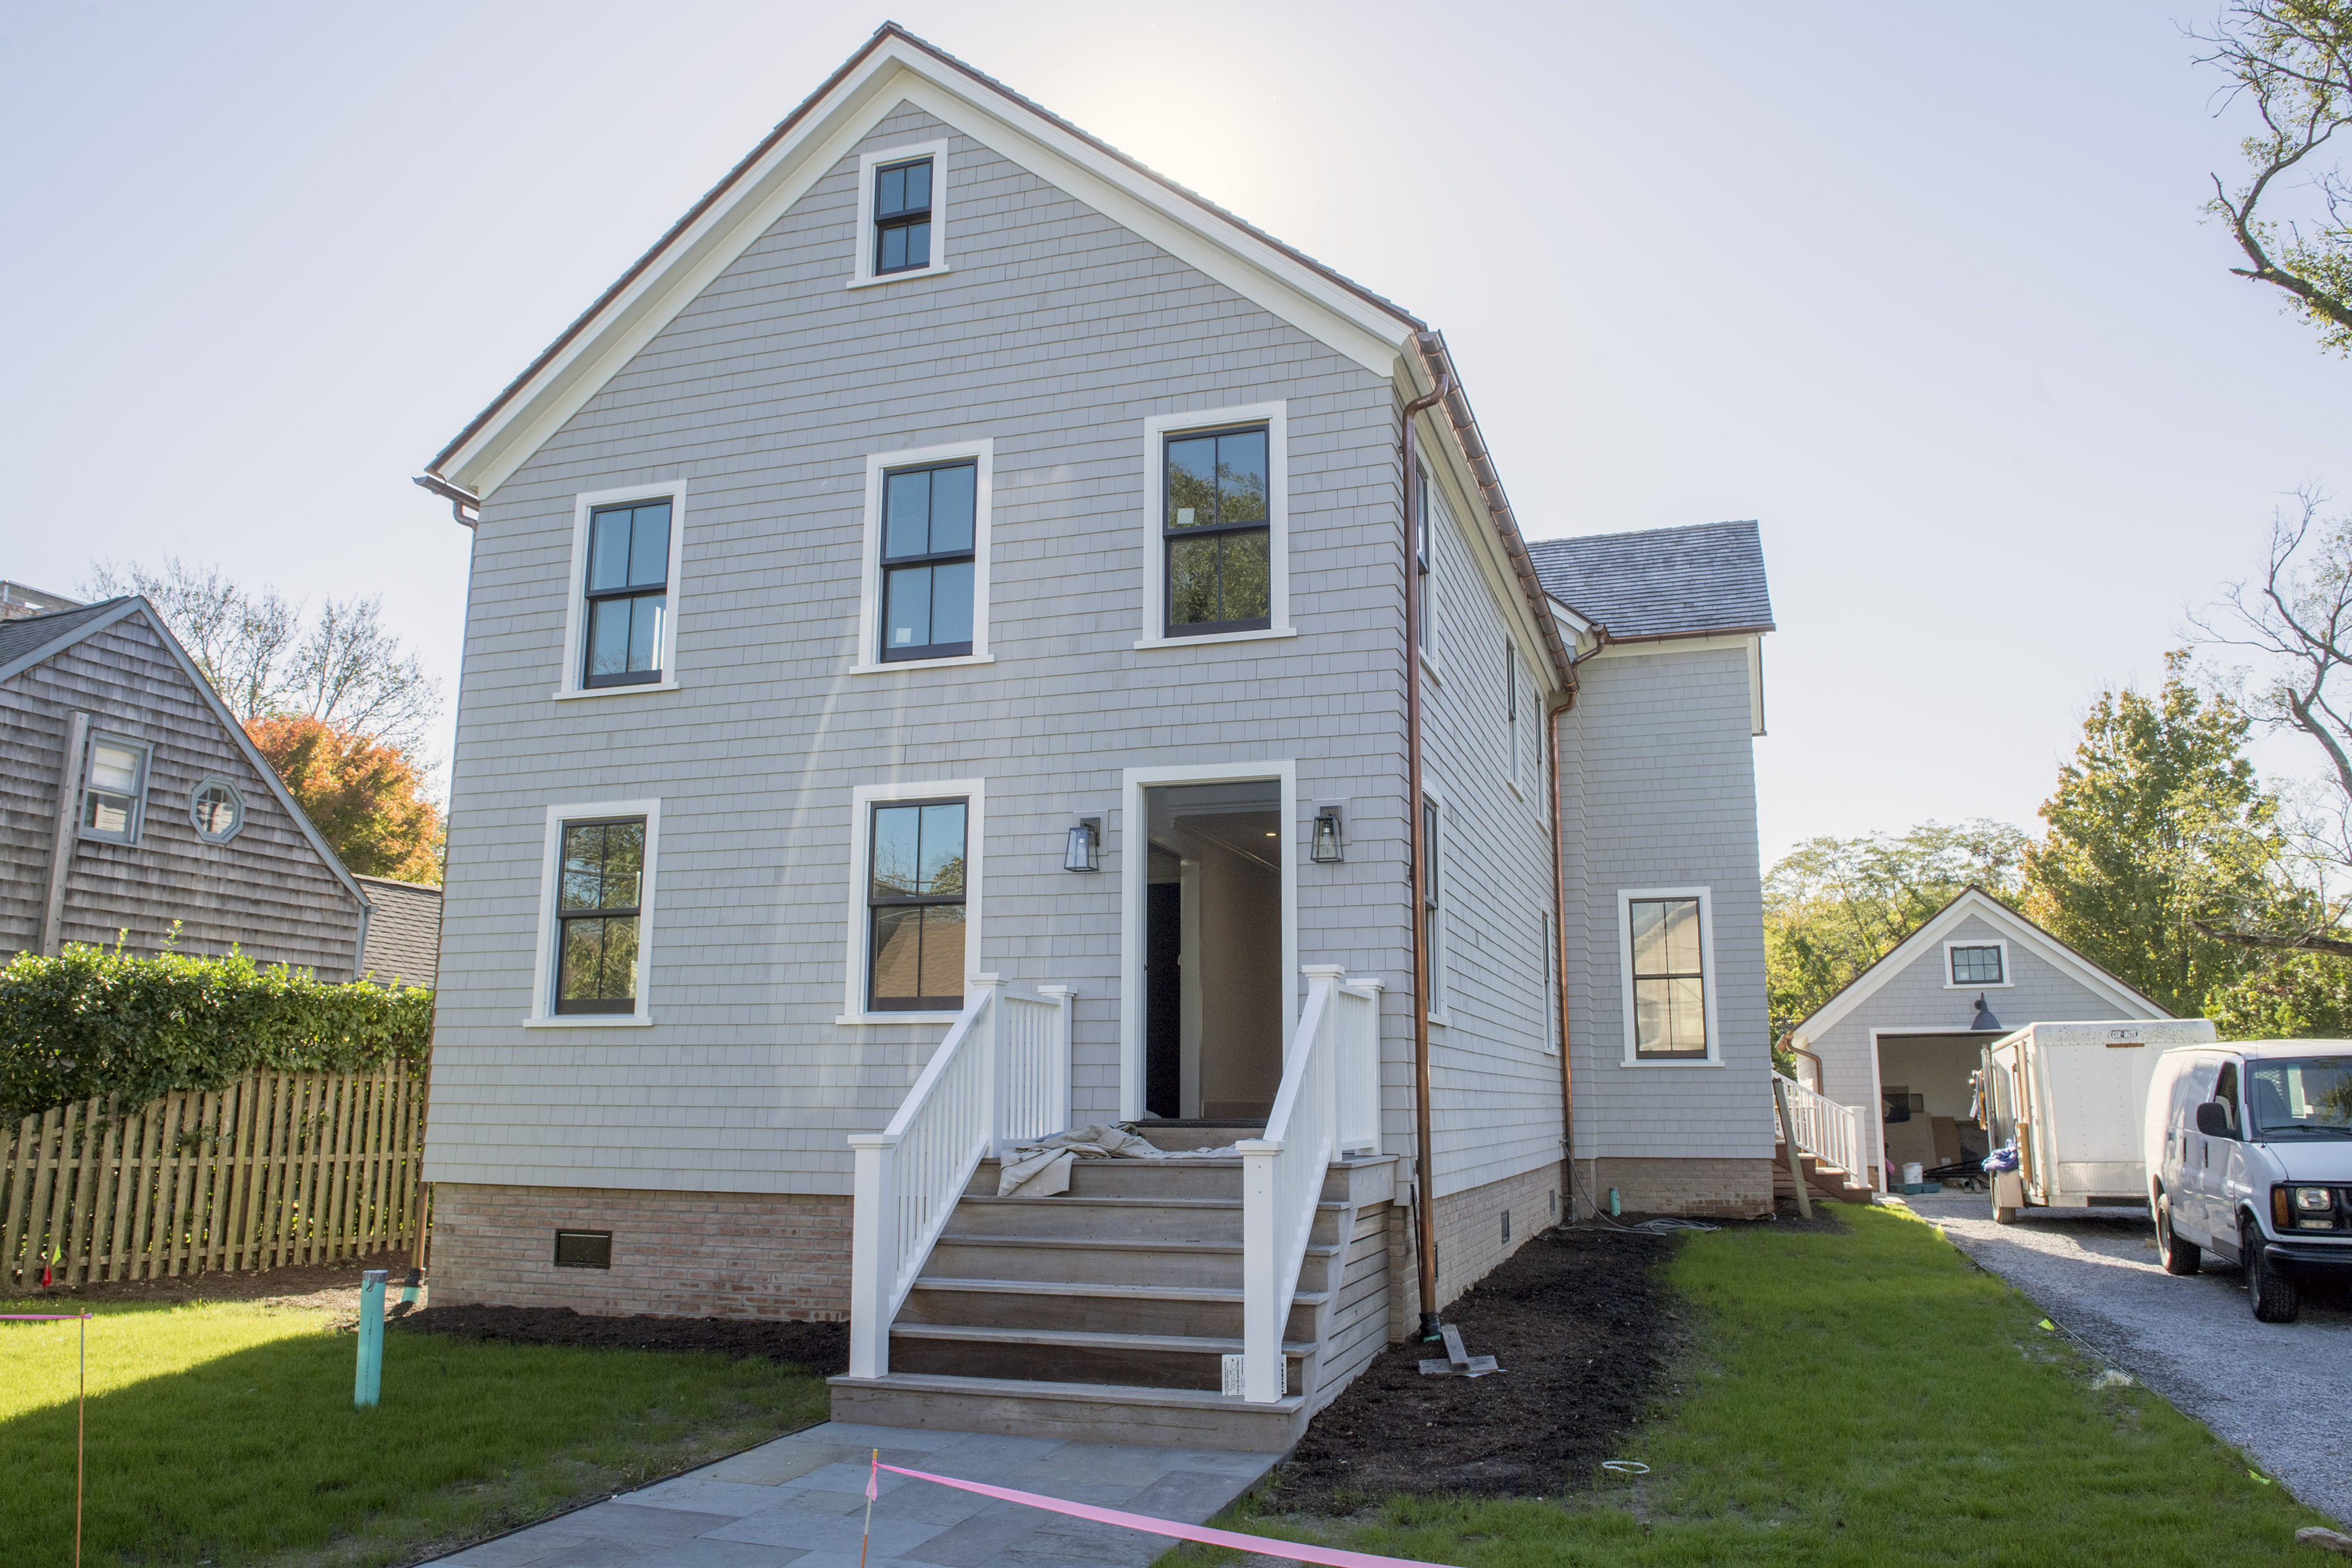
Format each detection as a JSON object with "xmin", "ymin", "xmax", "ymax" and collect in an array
[{"xmin": 2193, "ymin": 915, "xmax": 2352, "ymax": 955}]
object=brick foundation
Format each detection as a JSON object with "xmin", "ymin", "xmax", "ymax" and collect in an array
[
  {"xmin": 427, "ymin": 1183, "xmax": 851, "ymax": 1320},
  {"xmin": 1569, "ymin": 1157, "xmax": 1773, "ymax": 1220},
  {"xmin": 1387, "ymin": 1161, "xmax": 1567, "ymax": 1339}
]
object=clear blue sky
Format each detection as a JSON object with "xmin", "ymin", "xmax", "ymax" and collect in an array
[{"xmin": 5, "ymin": 2, "xmax": 2342, "ymax": 860}]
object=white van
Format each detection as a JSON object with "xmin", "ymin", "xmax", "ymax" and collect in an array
[{"xmin": 2145, "ymin": 1040, "xmax": 2352, "ymax": 1322}]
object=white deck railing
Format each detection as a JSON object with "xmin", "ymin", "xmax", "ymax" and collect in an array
[
  {"xmin": 1774, "ymin": 1070, "xmax": 1865, "ymax": 1183},
  {"xmin": 1237, "ymin": 966, "xmax": 1382, "ymax": 1404},
  {"xmin": 847, "ymin": 974, "xmax": 1075, "ymax": 1380}
]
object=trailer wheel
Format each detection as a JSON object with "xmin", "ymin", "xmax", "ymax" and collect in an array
[
  {"xmin": 2244, "ymin": 1216, "xmax": 2300, "ymax": 1324},
  {"xmin": 2155, "ymin": 1194, "xmax": 2199, "ymax": 1275},
  {"xmin": 1991, "ymin": 1184, "xmax": 2017, "ymax": 1224}
]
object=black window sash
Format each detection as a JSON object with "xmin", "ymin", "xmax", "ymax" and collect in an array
[
  {"xmin": 1161, "ymin": 426, "xmax": 1273, "ymax": 638},
  {"xmin": 582, "ymin": 501, "xmax": 670, "ymax": 689},
  {"xmin": 866, "ymin": 796, "xmax": 968, "ymax": 1011},
  {"xmin": 553, "ymin": 816, "xmax": 645, "ymax": 1014},
  {"xmin": 874, "ymin": 156, "xmax": 934, "ymax": 275},
  {"xmin": 879, "ymin": 459, "xmax": 977, "ymax": 662}
]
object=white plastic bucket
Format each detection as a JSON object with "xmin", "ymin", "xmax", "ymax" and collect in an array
[{"xmin": 1901, "ymin": 1162, "xmax": 1924, "ymax": 1186}]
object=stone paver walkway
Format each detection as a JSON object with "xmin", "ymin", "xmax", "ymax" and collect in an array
[{"xmin": 425, "ymin": 1422, "xmax": 1280, "ymax": 1568}]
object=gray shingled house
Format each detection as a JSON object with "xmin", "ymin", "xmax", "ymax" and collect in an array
[
  {"xmin": 1, "ymin": 596, "xmax": 376, "ymax": 975},
  {"xmin": 413, "ymin": 25, "xmax": 1778, "ymax": 1448}
]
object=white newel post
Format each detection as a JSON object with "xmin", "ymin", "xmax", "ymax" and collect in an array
[
  {"xmin": 1037, "ymin": 983, "xmax": 1074, "ymax": 1137},
  {"xmin": 972, "ymin": 973, "xmax": 1005, "ymax": 1156},
  {"xmin": 1339, "ymin": 973, "xmax": 1382, "ymax": 1156},
  {"xmin": 847, "ymin": 1132, "xmax": 899, "ymax": 1379},
  {"xmin": 1235, "ymin": 1129, "xmax": 1282, "ymax": 1401}
]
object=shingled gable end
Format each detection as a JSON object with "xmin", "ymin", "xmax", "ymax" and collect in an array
[{"xmin": 417, "ymin": 24, "xmax": 1781, "ymax": 1448}]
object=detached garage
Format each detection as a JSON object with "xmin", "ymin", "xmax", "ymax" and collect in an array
[{"xmin": 1786, "ymin": 887, "xmax": 2170, "ymax": 1190}]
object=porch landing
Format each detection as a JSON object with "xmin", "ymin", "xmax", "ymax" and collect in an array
[{"xmin": 423, "ymin": 1420, "xmax": 1277, "ymax": 1568}]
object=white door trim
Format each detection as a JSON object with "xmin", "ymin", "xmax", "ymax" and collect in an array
[{"xmin": 1118, "ymin": 760, "xmax": 1298, "ymax": 1121}]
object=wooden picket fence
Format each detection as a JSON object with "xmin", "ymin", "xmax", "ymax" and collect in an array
[{"xmin": 1, "ymin": 1065, "xmax": 428, "ymax": 1290}]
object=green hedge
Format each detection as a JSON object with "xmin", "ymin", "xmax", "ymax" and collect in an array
[{"xmin": 1, "ymin": 944, "xmax": 432, "ymax": 1124}]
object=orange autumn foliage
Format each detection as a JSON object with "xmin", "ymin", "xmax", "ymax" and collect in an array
[{"xmin": 243, "ymin": 715, "xmax": 444, "ymax": 884}]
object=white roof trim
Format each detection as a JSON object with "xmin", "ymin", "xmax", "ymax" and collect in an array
[
  {"xmin": 1793, "ymin": 887, "xmax": 2169, "ymax": 1040},
  {"xmin": 434, "ymin": 35, "xmax": 1415, "ymax": 498},
  {"xmin": 6, "ymin": 598, "xmax": 374, "ymax": 923}
]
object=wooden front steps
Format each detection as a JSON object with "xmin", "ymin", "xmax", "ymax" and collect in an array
[
  {"xmin": 828, "ymin": 1146, "xmax": 1397, "ymax": 1452},
  {"xmin": 1772, "ymin": 1139, "xmax": 1874, "ymax": 1203}
]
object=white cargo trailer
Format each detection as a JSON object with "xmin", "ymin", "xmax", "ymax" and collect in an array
[{"xmin": 1976, "ymin": 1019, "xmax": 2219, "ymax": 1223}]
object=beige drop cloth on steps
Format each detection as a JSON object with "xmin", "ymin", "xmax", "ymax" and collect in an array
[{"xmin": 996, "ymin": 1124, "xmax": 1241, "ymax": 1197}]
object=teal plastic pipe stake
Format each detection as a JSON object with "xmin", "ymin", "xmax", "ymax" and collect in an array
[{"xmin": 355, "ymin": 1269, "xmax": 386, "ymax": 1408}]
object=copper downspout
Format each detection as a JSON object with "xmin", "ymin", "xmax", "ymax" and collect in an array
[
  {"xmin": 1402, "ymin": 369, "xmax": 1452, "ymax": 1342},
  {"xmin": 1547, "ymin": 628, "xmax": 1605, "ymax": 1217}
]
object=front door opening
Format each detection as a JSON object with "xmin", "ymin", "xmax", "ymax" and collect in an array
[{"xmin": 1141, "ymin": 779, "xmax": 1282, "ymax": 1122}]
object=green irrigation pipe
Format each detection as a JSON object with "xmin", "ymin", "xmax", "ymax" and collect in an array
[{"xmin": 5, "ymin": 1312, "xmax": 91, "ymax": 1568}]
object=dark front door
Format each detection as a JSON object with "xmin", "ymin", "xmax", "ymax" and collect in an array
[{"xmin": 1145, "ymin": 881, "xmax": 1183, "ymax": 1119}]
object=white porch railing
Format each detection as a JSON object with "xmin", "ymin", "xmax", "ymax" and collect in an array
[
  {"xmin": 1237, "ymin": 966, "xmax": 1383, "ymax": 1405},
  {"xmin": 1774, "ymin": 1070, "xmax": 1865, "ymax": 1183},
  {"xmin": 847, "ymin": 974, "xmax": 1075, "ymax": 1380}
]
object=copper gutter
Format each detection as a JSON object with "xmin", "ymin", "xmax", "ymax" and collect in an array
[
  {"xmin": 1402, "ymin": 368, "xmax": 1451, "ymax": 1343},
  {"xmin": 413, "ymin": 474, "xmax": 481, "ymax": 529}
]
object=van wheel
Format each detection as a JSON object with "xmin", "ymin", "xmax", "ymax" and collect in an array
[
  {"xmin": 2243, "ymin": 1217, "xmax": 2300, "ymax": 1324},
  {"xmin": 2156, "ymin": 1195, "xmax": 2200, "ymax": 1275}
]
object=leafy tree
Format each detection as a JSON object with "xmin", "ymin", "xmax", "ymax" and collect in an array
[
  {"xmin": 246, "ymin": 716, "xmax": 444, "ymax": 884},
  {"xmin": 84, "ymin": 557, "xmax": 441, "ymax": 751},
  {"xmin": 2021, "ymin": 653, "xmax": 2286, "ymax": 1015},
  {"xmin": 1765, "ymin": 819, "xmax": 2033, "ymax": 1036},
  {"xmin": 2195, "ymin": 1, "xmax": 2352, "ymax": 354},
  {"xmin": 2204, "ymin": 949, "xmax": 2352, "ymax": 1037}
]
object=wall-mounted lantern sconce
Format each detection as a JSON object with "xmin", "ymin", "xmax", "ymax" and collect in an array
[
  {"xmin": 1063, "ymin": 817, "xmax": 1102, "ymax": 872},
  {"xmin": 1311, "ymin": 806, "xmax": 1343, "ymax": 864}
]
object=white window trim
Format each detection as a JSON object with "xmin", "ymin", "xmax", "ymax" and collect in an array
[
  {"xmin": 553, "ymin": 481, "xmax": 690, "ymax": 701},
  {"xmin": 1543, "ymin": 912, "xmax": 1560, "ymax": 1056},
  {"xmin": 1944, "ymin": 938, "xmax": 2013, "ymax": 990},
  {"xmin": 1135, "ymin": 400, "xmax": 1291, "ymax": 649},
  {"xmin": 1616, "ymin": 885, "xmax": 1722, "ymax": 1067},
  {"xmin": 847, "ymin": 139, "xmax": 951, "ymax": 289},
  {"xmin": 1504, "ymin": 642, "xmax": 1525, "ymax": 800},
  {"xmin": 78, "ymin": 732, "xmax": 152, "ymax": 846},
  {"xmin": 1416, "ymin": 466, "xmax": 1449, "ymax": 684},
  {"xmin": 1422, "ymin": 779, "xmax": 1450, "ymax": 1028},
  {"xmin": 1118, "ymin": 759, "xmax": 1298, "ymax": 1119},
  {"xmin": 524, "ymin": 798, "xmax": 662, "ymax": 1028},
  {"xmin": 852, "ymin": 439, "xmax": 994, "ymax": 674},
  {"xmin": 838, "ymin": 777, "xmax": 987, "ymax": 1024},
  {"xmin": 188, "ymin": 776, "xmax": 246, "ymax": 844}
]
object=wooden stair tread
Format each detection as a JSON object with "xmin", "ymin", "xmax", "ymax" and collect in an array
[
  {"xmin": 935, "ymin": 1233, "xmax": 1340, "ymax": 1258},
  {"xmin": 960, "ymin": 1195, "xmax": 1346, "ymax": 1211},
  {"xmin": 828, "ymin": 1369, "xmax": 1307, "ymax": 1415},
  {"xmin": 890, "ymin": 1322, "xmax": 1315, "ymax": 1356},
  {"xmin": 906, "ymin": 1275, "xmax": 1333, "ymax": 1306}
]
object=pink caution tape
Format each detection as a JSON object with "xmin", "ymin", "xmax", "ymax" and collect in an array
[{"xmin": 875, "ymin": 1462, "xmax": 1452, "ymax": 1568}]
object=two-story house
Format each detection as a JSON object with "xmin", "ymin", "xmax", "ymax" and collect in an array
[{"xmin": 414, "ymin": 25, "xmax": 1776, "ymax": 1450}]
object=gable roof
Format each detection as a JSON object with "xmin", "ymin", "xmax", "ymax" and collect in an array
[
  {"xmin": 425, "ymin": 22, "xmax": 1422, "ymax": 500},
  {"xmin": 0, "ymin": 596, "xmax": 374, "ymax": 924},
  {"xmin": 1791, "ymin": 885, "xmax": 2172, "ymax": 1041},
  {"xmin": 0, "ymin": 598, "xmax": 127, "ymax": 676},
  {"xmin": 1527, "ymin": 521, "xmax": 1774, "ymax": 643}
]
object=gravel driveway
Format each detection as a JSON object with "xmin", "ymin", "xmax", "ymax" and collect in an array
[{"xmin": 1904, "ymin": 1190, "xmax": 2352, "ymax": 1526}]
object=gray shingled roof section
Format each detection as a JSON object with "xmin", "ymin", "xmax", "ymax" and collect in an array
[
  {"xmin": 355, "ymin": 876, "xmax": 443, "ymax": 988},
  {"xmin": 0, "ymin": 598, "xmax": 127, "ymax": 674},
  {"xmin": 1526, "ymin": 521, "xmax": 1774, "ymax": 641}
]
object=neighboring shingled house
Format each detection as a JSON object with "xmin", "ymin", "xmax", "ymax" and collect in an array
[
  {"xmin": 1, "ymin": 596, "xmax": 376, "ymax": 975},
  {"xmin": 355, "ymin": 874, "xmax": 442, "ymax": 987}
]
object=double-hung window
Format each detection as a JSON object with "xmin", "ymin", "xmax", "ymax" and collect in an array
[
  {"xmin": 1628, "ymin": 894, "xmax": 1709, "ymax": 1060},
  {"xmin": 1414, "ymin": 466, "xmax": 1433, "ymax": 653},
  {"xmin": 881, "ymin": 460, "xmax": 976, "ymax": 661},
  {"xmin": 555, "ymin": 817, "xmax": 645, "ymax": 1013},
  {"xmin": 873, "ymin": 155, "xmax": 933, "ymax": 276},
  {"xmin": 80, "ymin": 736, "xmax": 151, "ymax": 844},
  {"xmin": 1420, "ymin": 797, "xmax": 1443, "ymax": 1017},
  {"xmin": 1164, "ymin": 425, "xmax": 1271, "ymax": 636},
  {"xmin": 583, "ymin": 499, "xmax": 672, "ymax": 687},
  {"xmin": 1505, "ymin": 644, "xmax": 1521, "ymax": 787},
  {"xmin": 868, "ymin": 798, "xmax": 968, "ymax": 1011}
]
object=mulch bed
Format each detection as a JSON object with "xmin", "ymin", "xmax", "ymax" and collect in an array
[
  {"xmin": 1266, "ymin": 1203, "xmax": 1843, "ymax": 1511},
  {"xmin": 395, "ymin": 1304, "xmax": 848, "ymax": 1374}
]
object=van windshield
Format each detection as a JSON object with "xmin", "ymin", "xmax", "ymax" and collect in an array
[{"xmin": 2247, "ymin": 1056, "xmax": 2352, "ymax": 1141}]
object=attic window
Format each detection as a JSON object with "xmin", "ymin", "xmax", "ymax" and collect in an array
[
  {"xmin": 1951, "ymin": 945, "xmax": 2004, "ymax": 987},
  {"xmin": 874, "ymin": 156, "xmax": 934, "ymax": 276},
  {"xmin": 190, "ymin": 779, "xmax": 246, "ymax": 844},
  {"xmin": 80, "ymin": 736, "xmax": 151, "ymax": 845}
]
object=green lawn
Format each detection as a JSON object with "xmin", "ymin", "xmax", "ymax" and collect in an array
[
  {"xmin": 0, "ymin": 1296, "xmax": 828, "ymax": 1568},
  {"xmin": 1209, "ymin": 1205, "xmax": 2333, "ymax": 1566}
]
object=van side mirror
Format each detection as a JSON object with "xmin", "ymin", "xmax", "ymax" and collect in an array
[{"xmin": 2195, "ymin": 1100, "xmax": 2235, "ymax": 1139}]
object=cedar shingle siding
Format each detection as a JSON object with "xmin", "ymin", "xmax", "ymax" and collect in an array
[{"xmin": 0, "ymin": 606, "xmax": 366, "ymax": 974}]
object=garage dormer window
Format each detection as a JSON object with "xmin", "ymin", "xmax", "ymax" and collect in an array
[{"xmin": 1946, "ymin": 940, "xmax": 2009, "ymax": 988}]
